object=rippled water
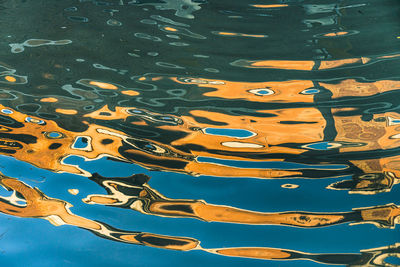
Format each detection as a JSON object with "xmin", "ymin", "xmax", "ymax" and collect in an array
[{"xmin": 0, "ymin": 0, "xmax": 399, "ymax": 266}]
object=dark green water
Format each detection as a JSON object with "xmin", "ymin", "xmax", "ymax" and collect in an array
[{"xmin": 0, "ymin": 0, "xmax": 399, "ymax": 266}]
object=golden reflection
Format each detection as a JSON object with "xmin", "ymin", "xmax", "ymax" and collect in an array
[
  {"xmin": 323, "ymin": 31, "xmax": 349, "ymax": 37},
  {"xmin": 163, "ymin": 26, "xmax": 178, "ymax": 32},
  {"xmin": 121, "ymin": 90, "xmax": 140, "ymax": 96},
  {"xmin": 231, "ymin": 54, "xmax": 400, "ymax": 71},
  {"xmin": 0, "ymin": 76, "xmax": 397, "ymax": 193},
  {"xmin": 0, "ymin": 172, "xmax": 398, "ymax": 265},
  {"xmin": 0, "ymin": 175, "xmax": 100, "ymax": 230},
  {"xmin": 207, "ymin": 243, "xmax": 400, "ymax": 266},
  {"xmin": 4, "ymin": 75, "xmax": 16, "ymax": 82},
  {"xmin": 84, "ymin": 173, "xmax": 400, "ymax": 228},
  {"xmin": 0, "ymin": 173, "xmax": 199, "ymax": 250},
  {"xmin": 55, "ymin": 108, "xmax": 78, "ymax": 115},
  {"xmin": 231, "ymin": 58, "xmax": 371, "ymax": 70},
  {"xmin": 88, "ymin": 81, "xmax": 118, "ymax": 90},
  {"xmin": 173, "ymin": 77, "xmax": 316, "ymax": 102},
  {"xmin": 40, "ymin": 97, "xmax": 58, "ymax": 103},
  {"xmin": 0, "ymin": 1, "xmax": 398, "ymax": 264},
  {"xmin": 250, "ymin": 4, "xmax": 288, "ymax": 8},
  {"xmin": 213, "ymin": 32, "xmax": 268, "ymax": 38},
  {"xmin": 246, "ymin": 60, "xmax": 316, "ymax": 70}
]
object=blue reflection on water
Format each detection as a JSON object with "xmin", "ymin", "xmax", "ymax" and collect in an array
[
  {"xmin": 0, "ymin": 154, "xmax": 398, "ymax": 266},
  {"xmin": 203, "ymin": 128, "xmax": 256, "ymax": 139}
]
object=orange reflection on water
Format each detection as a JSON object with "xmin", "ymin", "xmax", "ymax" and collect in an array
[
  {"xmin": 0, "ymin": 74, "xmax": 398, "ymax": 187},
  {"xmin": 250, "ymin": 4, "xmax": 288, "ymax": 8},
  {"xmin": 232, "ymin": 57, "xmax": 372, "ymax": 70},
  {"xmin": 213, "ymin": 32, "xmax": 268, "ymax": 38},
  {"xmin": 55, "ymin": 108, "xmax": 78, "ymax": 115},
  {"xmin": 249, "ymin": 60, "xmax": 315, "ymax": 70},
  {"xmin": 173, "ymin": 77, "xmax": 315, "ymax": 102},
  {"xmin": 178, "ymin": 107, "xmax": 325, "ymax": 148},
  {"xmin": 163, "ymin": 26, "xmax": 178, "ymax": 32},
  {"xmin": 323, "ymin": 32, "xmax": 349, "ymax": 37},
  {"xmin": 0, "ymin": 175, "xmax": 100, "ymax": 230},
  {"xmin": 121, "ymin": 90, "xmax": 139, "ymax": 96},
  {"xmin": 1, "ymin": 172, "xmax": 397, "ymax": 264},
  {"xmin": 4, "ymin": 75, "xmax": 16, "ymax": 82},
  {"xmin": 233, "ymin": 53, "xmax": 400, "ymax": 71},
  {"xmin": 321, "ymin": 79, "xmax": 400, "ymax": 98},
  {"xmin": 88, "ymin": 81, "xmax": 118, "ymax": 90},
  {"xmin": 40, "ymin": 97, "xmax": 58, "ymax": 103},
  {"xmin": 85, "ymin": 173, "xmax": 400, "ymax": 228}
]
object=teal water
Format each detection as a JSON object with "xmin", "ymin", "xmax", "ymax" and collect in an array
[{"xmin": 0, "ymin": 0, "xmax": 399, "ymax": 266}]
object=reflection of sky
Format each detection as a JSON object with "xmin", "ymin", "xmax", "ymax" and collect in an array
[
  {"xmin": 0, "ymin": 154, "xmax": 398, "ymax": 266},
  {"xmin": 0, "ymin": 0, "xmax": 399, "ymax": 264}
]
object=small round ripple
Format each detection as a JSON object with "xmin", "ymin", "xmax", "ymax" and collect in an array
[
  {"xmin": 281, "ymin": 184, "xmax": 299, "ymax": 189},
  {"xmin": 106, "ymin": 19, "xmax": 122, "ymax": 26},
  {"xmin": 68, "ymin": 16, "xmax": 89, "ymax": 22}
]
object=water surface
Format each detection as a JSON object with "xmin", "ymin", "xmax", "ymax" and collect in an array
[{"xmin": 0, "ymin": 0, "xmax": 399, "ymax": 266}]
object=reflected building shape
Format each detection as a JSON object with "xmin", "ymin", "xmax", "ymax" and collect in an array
[
  {"xmin": 0, "ymin": 172, "xmax": 398, "ymax": 266},
  {"xmin": 0, "ymin": 173, "xmax": 200, "ymax": 251},
  {"xmin": 83, "ymin": 173, "xmax": 400, "ymax": 229},
  {"xmin": 0, "ymin": 76, "xmax": 398, "ymax": 193},
  {"xmin": 208, "ymin": 243, "xmax": 400, "ymax": 266},
  {"xmin": 0, "ymin": 0, "xmax": 399, "ymax": 265}
]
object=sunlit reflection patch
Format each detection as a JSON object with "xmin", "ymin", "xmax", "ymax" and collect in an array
[
  {"xmin": 212, "ymin": 31, "xmax": 268, "ymax": 38},
  {"xmin": 77, "ymin": 79, "xmax": 122, "ymax": 90},
  {"xmin": 314, "ymin": 30, "xmax": 359, "ymax": 38},
  {"xmin": 281, "ymin": 184, "xmax": 299, "ymax": 189},
  {"xmin": 89, "ymin": 81, "xmax": 118, "ymax": 90},
  {"xmin": 300, "ymin": 88, "xmax": 320, "ymax": 95},
  {"xmin": 4, "ymin": 76, "xmax": 16, "ymax": 82},
  {"xmin": 203, "ymin": 128, "xmax": 256, "ymax": 139},
  {"xmin": 0, "ymin": 126, "xmax": 11, "ymax": 132},
  {"xmin": 164, "ymin": 26, "xmax": 178, "ymax": 32},
  {"xmin": 0, "ymin": 186, "xmax": 27, "ymax": 207},
  {"xmin": 250, "ymin": 4, "xmax": 288, "ymax": 8},
  {"xmin": 40, "ymin": 97, "xmax": 58, "ymax": 103},
  {"xmin": 158, "ymin": 25, "xmax": 206, "ymax": 39},
  {"xmin": 45, "ymin": 131, "xmax": 65, "ymax": 139},
  {"xmin": 25, "ymin": 117, "xmax": 46, "ymax": 125},
  {"xmin": 388, "ymin": 117, "xmax": 400, "ymax": 126},
  {"xmin": 68, "ymin": 189, "xmax": 79, "ymax": 195},
  {"xmin": 1, "ymin": 109, "xmax": 13, "ymax": 115},
  {"xmin": 0, "ymin": 74, "xmax": 28, "ymax": 84},
  {"xmin": 231, "ymin": 59, "xmax": 315, "ymax": 70},
  {"xmin": 248, "ymin": 88, "xmax": 275, "ymax": 96},
  {"xmin": 121, "ymin": 90, "xmax": 139, "ymax": 96},
  {"xmin": 302, "ymin": 141, "xmax": 342, "ymax": 150},
  {"xmin": 55, "ymin": 108, "xmax": 78, "ymax": 115},
  {"xmin": 390, "ymin": 133, "xmax": 400, "ymax": 139},
  {"xmin": 221, "ymin": 141, "xmax": 264, "ymax": 148}
]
